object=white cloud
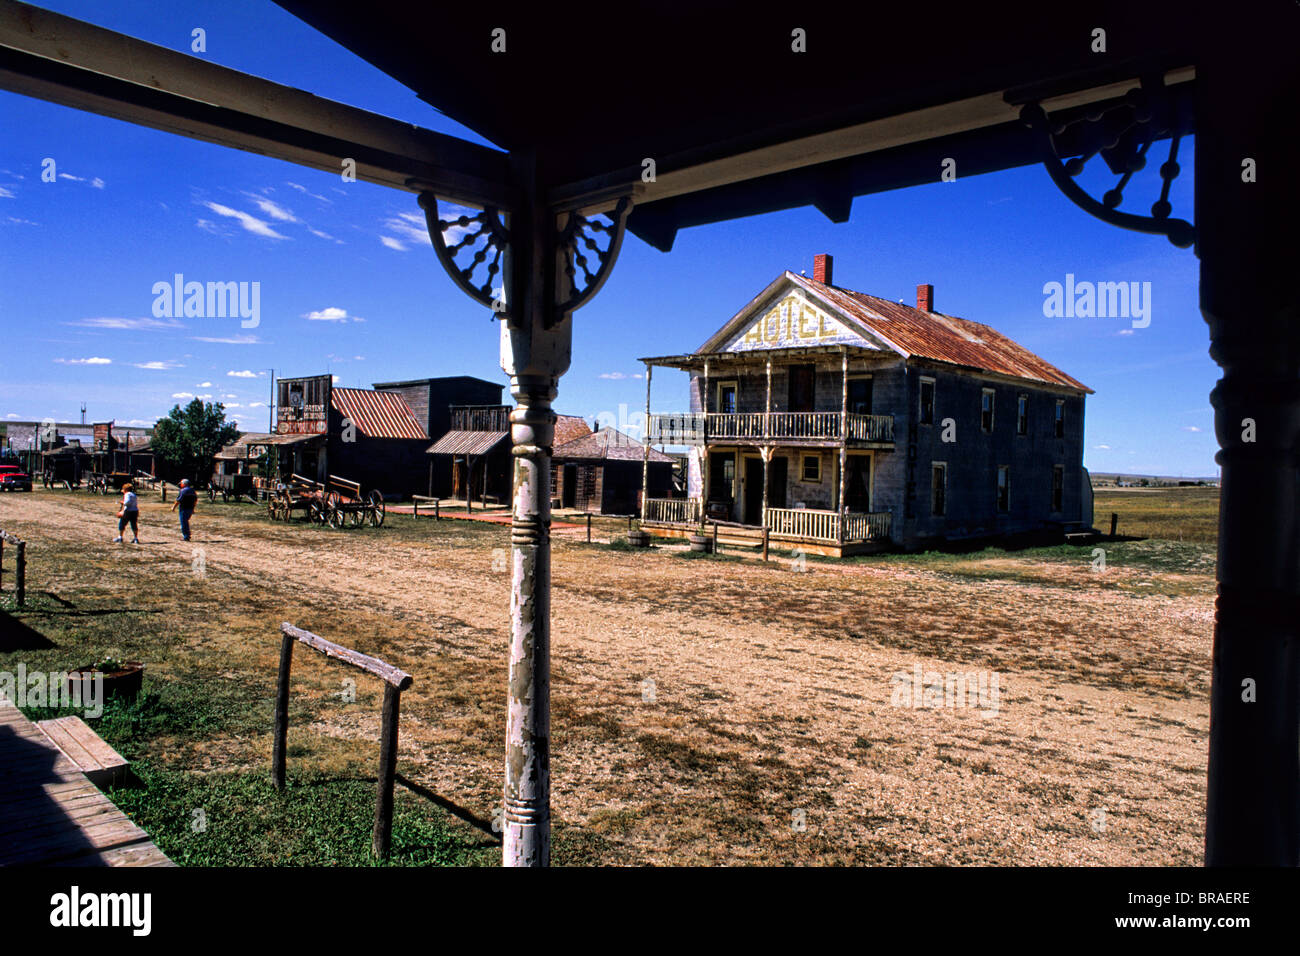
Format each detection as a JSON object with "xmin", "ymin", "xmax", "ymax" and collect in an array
[
  {"xmin": 196, "ymin": 381, "xmax": 213, "ymax": 388},
  {"xmin": 193, "ymin": 334, "xmax": 262, "ymax": 345},
  {"xmin": 54, "ymin": 357, "xmax": 111, "ymax": 365},
  {"xmin": 599, "ymin": 372, "xmax": 629, "ymax": 380},
  {"xmin": 1183, "ymin": 425, "xmax": 1203, "ymax": 433},
  {"xmin": 172, "ymin": 392, "xmax": 194, "ymax": 399},
  {"xmin": 383, "ymin": 212, "xmax": 434, "ymax": 247},
  {"xmin": 331, "ymin": 375, "xmax": 340, "ymax": 384},
  {"xmin": 1094, "ymin": 444, "xmax": 1111, "ymax": 450},
  {"xmin": 91, "ymin": 177, "xmax": 105, "ymax": 189},
  {"xmin": 1116, "ymin": 328, "xmax": 1135, "ymax": 337},
  {"xmin": 223, "ymin": 393, "xmax": 238, "ymax": 399},
  {"xmin": 286, "ymin": 182, "xmax": 330, "ymax": 203},
  {"xmin": 380, "ymin": 236, "xmax": 407, "ymax": 251},
  {"xmin": 249, "ymin": 401, "xmax": 266, "ymax": 408},
  {"xmin": 224, "ymin": 403, "xmax": 241, "ymax": 408},
  {"xmin": 133, "ymin": 361, "xmax": 182, "ymax": 370},
  {"xmin": 5, "ymin": 413, "xmax": 19, "ymax": 419},
  {"xmin": 202, "ymin": 201, "xmax": 288, "ymax": 239},
  {"xmin": 6, "ymin": 216, "xmax": 38, "ymax": 226},
  {"xmin": 70, "ymin": 316, "xmax": 183, "ymax": 331},
  {"xmin": 0, "ymin": 186, "xmax": 14, "ymax": 199},
  {"xmin": 304, "ymin": 307, "xmax": 364, "ymax": 323},
  {"xmin": 247, "ymin": 195, "xmax": 298, "ymax": 223},
  {"xmin": 353, "ymin": 355, "xmax": 364, "ymax": 361},
  {"xmin": 227, "ymin": 370, "xmax": 262, "ymax": 378}
]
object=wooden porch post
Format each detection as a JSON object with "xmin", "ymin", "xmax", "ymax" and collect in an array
[
  {"xmin": 1199, "ymin": 33, "xmax": 1300, "ymax": 865},
  {"xmin": 641, "ymin": 362, "xmax": 651, "ymax": 521},
  {"xmin": 701, "ymin": 359, "xmax": 711, "ymax": 511},
  {"xmin": 839, "ymin": 347, "xmax": 849, "ymax": 544}
]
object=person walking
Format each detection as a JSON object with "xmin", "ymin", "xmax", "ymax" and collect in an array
[
  {"xmin": 113, "ymin": 483, "xmax": 140, "ymax": 544},
  {"xmin": 171, "ymin": 478, "xmax": 198, "ymax": 541}
]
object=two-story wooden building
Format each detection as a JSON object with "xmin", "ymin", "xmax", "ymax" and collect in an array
[{"xmin": 640, "ymin": 254, "xmax": 1094, "ymax": 555}]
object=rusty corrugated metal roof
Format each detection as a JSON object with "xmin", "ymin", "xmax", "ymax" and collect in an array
[
  {"xmin": 794, "ymin": 273, "xmax": 1092, "ymax": 392},
  {"xmin": 331, "ymin": 387, "xmax": 427, "ymax": 439},
  {"xmin": 553, "ymin": 414, "xmax": 592, "ymax": 446},
  {"xmin": 554, "ymin": 427, "xmax": 674, "ymax": 463},
  {"xmin": 427, "ymin": 430, "xmax": 509, "ymax": 456}
]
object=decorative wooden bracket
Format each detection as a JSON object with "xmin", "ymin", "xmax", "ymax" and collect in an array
[
  {"xmin": 1020, "ymin": 76, "xmax": 1195, "ymax": 249},
  {"xmin": 413, "ymin": 185, "xmax": 633, "ymax": 321}
]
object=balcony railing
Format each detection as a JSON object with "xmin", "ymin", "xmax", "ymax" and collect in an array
[
  {"xmin": 451, "ymin": 405, "xmax": 511, "ymax": 432},
  {"xmin": 648, "ymin": 411, "xmax": 893, "ymax": 444}
]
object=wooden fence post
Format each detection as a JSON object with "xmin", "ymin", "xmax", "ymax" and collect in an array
[
  {"xmin": 1109, "ymin": 512, "xmax": 1118, "ymax": 538},
  {"xmin": 372, "ymin": 683, "xmax": 401, "ymax": 859},
  {"xmin": 413, "ymin": 500, "xmax": 419, "ymax": 518},
  {"xmin": 762, "ymin": 527, "xmax": 769, "ymax": 562},
  {"xmin": 271, "ymin": 630, "xmax": 294, "ymax": 789},
  {"xmin": 712, "ymin": 522, "xmax": 719, "ymax": 555},
  {"xmin": 586, "ymin": 513, "xmax": 592, "ymax": 543},
  {"xmin": 15, "ymin": 541, "xmax": 23, "ymax": 608},
  {"xmin": 435, "ymin": 498, "xmax": 440, "ymax": 520}
]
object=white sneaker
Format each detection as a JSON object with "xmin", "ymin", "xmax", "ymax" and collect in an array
[
  {"xmin": 113, "ymin": 536, "xmax": 123, "ymax": 543},
  {"xmin": 132, "ymin": 538, "xmax": 140, "ymax": 544}
]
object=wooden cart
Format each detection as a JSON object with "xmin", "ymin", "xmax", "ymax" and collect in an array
[
  {"xmin": 267, "ymin": 474, "xmax": 329, "ymax": 524},
  {"xmin": 322, "ymin": 475, "xmax": 385, "ymax": 528},
  {"xmin": 209, "ymin": 472, "xmax": 256, "ymax": 503}
]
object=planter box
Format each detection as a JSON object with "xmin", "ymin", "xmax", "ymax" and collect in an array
[{"xmin": 66, "ymin": 661, "xmax": 144, "ymax": 703}]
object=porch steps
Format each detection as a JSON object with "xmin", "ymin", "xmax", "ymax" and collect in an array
[{"xmin": 34, "ymin": 717, "xmax": 129, "ymax": 789}]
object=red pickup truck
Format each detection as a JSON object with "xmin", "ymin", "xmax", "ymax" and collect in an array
[{"xmin": 0, "ymin": 463, "xmax": 32, "ymax": 492}]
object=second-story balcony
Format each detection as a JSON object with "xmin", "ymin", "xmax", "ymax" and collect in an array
[
  {"xmin": 648, "ymin": 411, "xmax": 894, "ymax": 445},
  {"xmin": 451, "ymin": 404, "xmax": 511, "ymax": 432}
]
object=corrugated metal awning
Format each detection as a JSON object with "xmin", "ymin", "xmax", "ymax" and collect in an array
[{"xmin": 427, "ymin": 430, "xmax": 509, "ymax": 456}]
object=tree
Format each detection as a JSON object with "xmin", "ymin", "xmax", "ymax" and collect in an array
[{"xmin": 151, "ymin": 399, "xmax": 240, "ymax": 484}]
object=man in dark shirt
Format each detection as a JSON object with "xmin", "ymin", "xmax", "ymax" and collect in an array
[{"xmin": 171, "ymin": 478, "xmax": 198, "ymax": 541}]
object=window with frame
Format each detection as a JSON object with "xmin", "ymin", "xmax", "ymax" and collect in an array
[
  {"xmin": 997, "ymin": 465, "xmax": 1010, "ymax": 512},
  {"xmin": 919, "ymin": 378, "xmax": 935, "ymax": 425},
  {"xmin": 931, "ymin": 462, "xmax": 947, "ymax": 516},
  {"xmin": 981, "ymin": 388, "xmax": 995, "ymax": 433},
  {"xmin": 717, "ymin": 381, "xmax": 737, "ymax": 415},
  {"xmin": 801, "ymin": 454, "xmax": 821, "ymax": 482},
  {"xmin": 848, "ymin": 376, "xmax": 873, "ymax": 415},
  {"xmin": 1052, "ymin": 464, "xmax": 1064, "ymax": 512},
  {"xmin": 1054, "ymin": 399, "xmax": 1065, "ymax": 438},
  {"xmin": 1017, "ymin": 394, "xmax": 1028, "ymax": 435}
]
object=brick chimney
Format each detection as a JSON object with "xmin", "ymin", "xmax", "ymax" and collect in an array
[
  {"xmin": 813, "ymin": 253, "xmax": 833, "ymax": 286},
  {"xmin": 916, "ymin": 283, "xmax": 934, "ymax": 311}
]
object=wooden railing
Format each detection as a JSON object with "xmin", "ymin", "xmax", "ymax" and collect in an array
[
  {"xmin": 765, "ymin": 508, "xmax": 893, "ymax": 542},
  {"xmin": 450, "ymin": 405, "xmax": 511, "ymax": 432},
  {"xmin": 647, "ymin": 411, "xmax": 893, "ymax": 443},
  {"xmin": 765, "ymin": 507, "xmax": 839, "ymax": 541},
  {"xmin": 843, "ymin": 511, "xmax": 892, "ymax": 541},
  {"xmin": 644, "ymin": 497, "xmax": 702, "ymax": 524}
]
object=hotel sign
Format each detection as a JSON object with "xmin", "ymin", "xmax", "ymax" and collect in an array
[{"xmin": 724, "ymin": 293, "xmax": 869, "ymax": 352}]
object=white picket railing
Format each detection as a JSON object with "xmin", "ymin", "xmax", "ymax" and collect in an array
[
  {"xmin": 765, "ymin": 508, "xmax": 892, "ymax": 542},
  {"xmin": 644, "ymin": 497, "xmax": 702, "ymax": 524}
]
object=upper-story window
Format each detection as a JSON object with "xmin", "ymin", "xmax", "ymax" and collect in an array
[
  {"xmin": 1017, "ymin": 394, "xmax": 1028, "ymax": 435},
  {"xmin": 997, "ymin": 465, "xmax": 1010, "ymax": 512},
  {"xmin": 981, "ymin": 388, "xmax": 995, "ymax": 433},
  {"xmin": 919, "ymin": 378, "xmax": 935, "ymax": 425},
  {"xmin": 1054, "ymin": 399, "xmax": 1065, "ymax": 438},
  {"xmin": 848, "ymin": 376, "xmax": 873, "ymax": 415},
  {"xmin": 716, "ymin": 381, "xmax": 737, "ymax": 415}
]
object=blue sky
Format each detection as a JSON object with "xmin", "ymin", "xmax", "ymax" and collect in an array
[{"xmin": 0, "ymin": 0, "xmax": 1217, "ymax": 476}]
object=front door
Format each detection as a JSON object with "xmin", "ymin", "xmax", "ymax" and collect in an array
[
  {"xmin": 768, "ymin": 456, "xmax": 788, "ymax": 510},
  {"xmin": 788, "ymin": 364, "xmax": 816, "ymax": 412},
  {"xmin": 743, "ymin": 457, "xmax": 764, "ymax": 525},
  {"xmin": 562, "ymin": 463, "xmax": 577, "ymax": 508},
  {"xmin": 846, "ymin": 455, "xmax": 870, "ymax": 512}
]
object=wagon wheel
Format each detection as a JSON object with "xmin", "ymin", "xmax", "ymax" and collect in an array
[
  {"xmin": 327, "ymin": 496, "xmax": 346, "ymax": 529},
  {"xmin": 309, "ymin": 498, "xmax": 327, "ymax": 525},
  {"xmin": 349, "ymin": 507, "xmax": 364, "ymax": 528},
  {"xmin": 367, "ymin": 490, "xmax": 385, "ymax": 527}
]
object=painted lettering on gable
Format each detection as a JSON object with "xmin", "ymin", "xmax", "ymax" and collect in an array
[{"xmin": 728, "ymin": 294, "xmax": 866, "ymax": 351}]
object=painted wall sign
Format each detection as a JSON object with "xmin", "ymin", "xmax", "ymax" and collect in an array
[
  {"xmin": 723, "ymin": 293, "xmax": 872, "ymax": 352},
  {"xmin": 276, "ymin": 375, "xmax": 331, "ymax": 435}
]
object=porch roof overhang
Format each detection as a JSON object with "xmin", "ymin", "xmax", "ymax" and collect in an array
[
  {"xmin": 640, "ymin": 344, "xmax": 889, "ymax": 373},
  {"xmin": 427, "ymin": 430, "xmax": 510, "ymax": 457},
  {"xmin": 248, "ymin": 432, "xmax": 324, "ymax": 447}
]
